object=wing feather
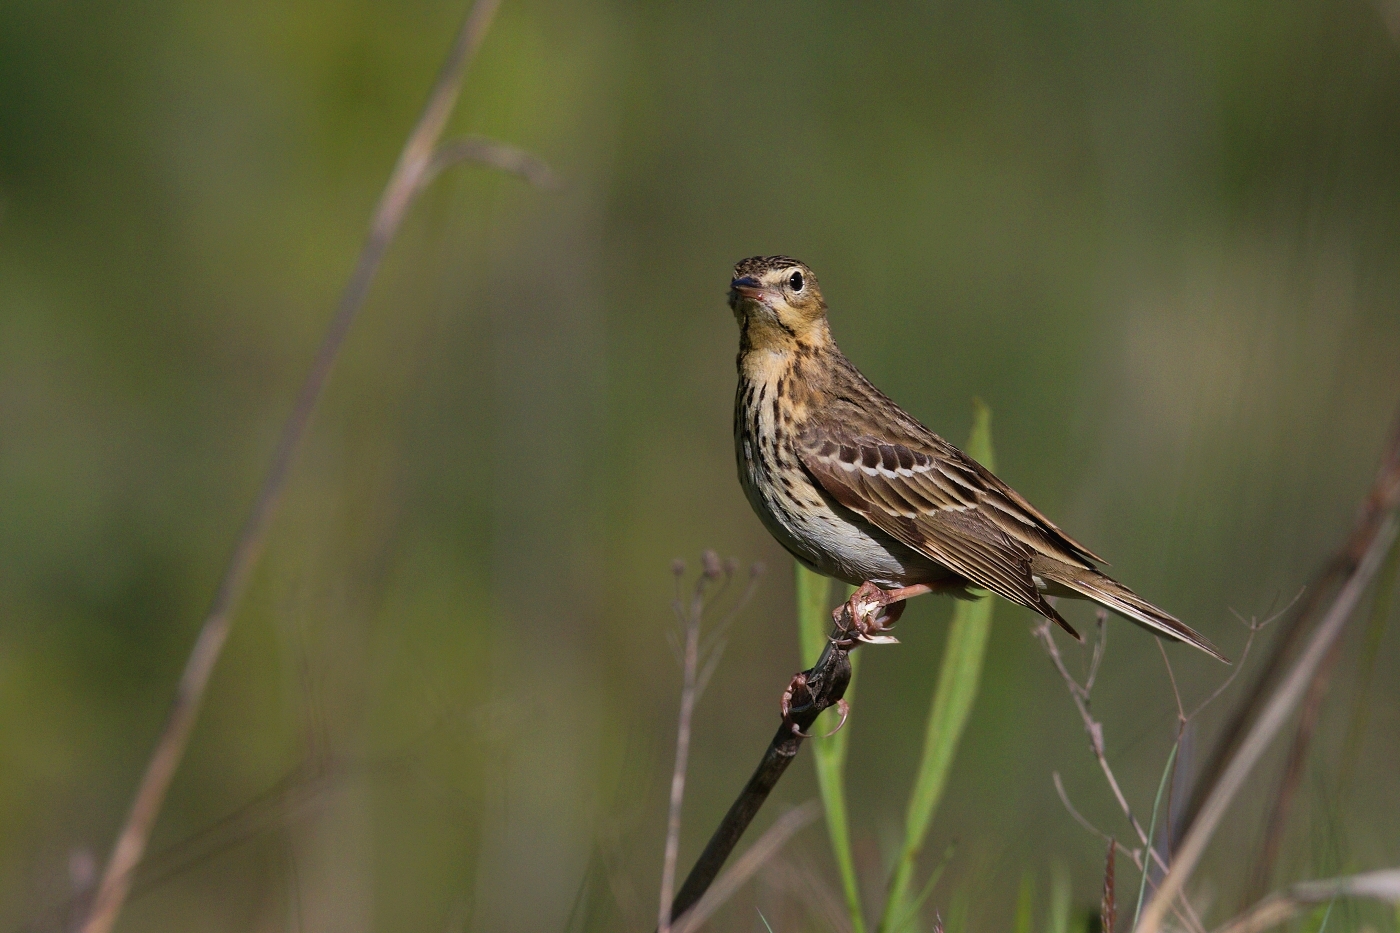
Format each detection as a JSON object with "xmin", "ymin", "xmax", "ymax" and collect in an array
[{"xmin": 800, "ymin": 432, "xmax": 1056, "ymax": 614}]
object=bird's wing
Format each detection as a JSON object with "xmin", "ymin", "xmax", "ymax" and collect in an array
[{"xmin": 796, "ymin": 417, "xmax": 1066, "ymax": 616}]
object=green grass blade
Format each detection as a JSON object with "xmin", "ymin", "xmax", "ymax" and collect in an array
[
  {"xmin": 1013, "ymin": 870, "xmax": 1036, "ymax": 933},
  {"xmin": 900, "ymin": 841, "xmax": 956, "ymax": 928},
  {"xmin": 1131, "ymin": 741, "xmax": 1179, "ymax": 929},
  {"xmin": 878, "ymin": 400, "xmax": 997, "ymax": 933},
  {"xmin": 1047, "ymin": 862, "xmax": 1071, "ymax": 933},
  {"xmin": 798, "ymin": 564, "xmax": 867, "ymax": 933}
]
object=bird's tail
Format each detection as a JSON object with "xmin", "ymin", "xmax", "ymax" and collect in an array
[{"xmin": 1034, "ymin": 560, "xmax": 1230, "ymax": 663}]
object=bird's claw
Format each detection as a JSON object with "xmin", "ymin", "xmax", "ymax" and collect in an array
[
  {"xmin": 780, "ymin": 671, "xmax": 809, "ymax": 731},
  {"xmin": 813, "ymin": 698, "xmax": 851, "ymax": 737},
  {"xmin": 832, "ymin": 582, "xmax": 905, "ymax": 647},
  {"xmin": 857, "ymin": 631, "xmax": 900, "ymax": 645}
]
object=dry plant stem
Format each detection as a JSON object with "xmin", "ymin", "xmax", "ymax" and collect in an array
[
  {"xmin": 658, "ymin": 591, "xmax": 703, "ymax": 933},
  {"xmin": 1252, "ymin": 566, "xmax": 1397, "ymax": 897},
  {"xmin": 671, "ymin": 802, "xmax": 820, "ymax": 933},
  {"xmin": 1035, "ymin": 623, "xmax": 1153, "ymax": 866},
  {"xmin": 78, "ymin": 4, "xmax": 508, "ymax": 933},
  {"xmin": 1248, "ymin": 411, "xmax": 1400, "ymax": 893},
  {"xmin": 1182, "ymin": 406, "xmax": 1400, "ymax": 833},
  {"xmin": 1137, "ymin": 513, "xmax": 1400, "ymax": 933},
  {"xmin": 424, "ymin": 136, "xmax": 561, "ymax": 189},
  {"xmin": 1103, "ymin": 838, "xmax": 1118, "ymax": 933},
  {"xmin": 1212, "ymin": 869, "xmax": 1400, "ymax": 933},
  {"xmin": 663, "ymin": 632, "xmax": 855, "ymax": 930},
  {"xmin": 1248, "ymin": 634, "xmax": 1345, "ymax": 900},
  {"xmin": 1052, "ymin": 773, "xmax": 1198, "ymax": 932},
  {"xmin": 1038, "ymin": 625, "xmax": 1207, "ymax": 933}
]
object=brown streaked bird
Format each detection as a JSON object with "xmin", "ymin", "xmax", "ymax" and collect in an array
[{"xmin": 728, "ymin": 255, "xmax": 1228, "ymax": 663}]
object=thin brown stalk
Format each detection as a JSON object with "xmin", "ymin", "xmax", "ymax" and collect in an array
[
  {"xmin": 1052, "ymin": 771, "xmax": 1123, "ymax": 850},
  {"xmin": 656, "ymin": 557, "xmax": 763, "ymax": 933},
  {"xmin": 1052, "ymin": 774, "xmax": 1175, "ymax": 914},
  {"xmin": 1153, "ymin": 601, "xmax": 1283, "ymax": 867},
  {"xmin": 1157, "ymin": 640, "xmax": 1187, "ymax": 726},
  {"xmin": 671, "ymin": 802, "xmax": 820, "ymax": 933},
  {"xmin": 1037, "ymin": 623, "xmax": 1207, "ymax": 933},
  {"xmin": 77, "ymin": 3, "xmax": 522, "ymax": 931},
  {"xmin": 1186, "ymin": 601, "xmax": 1288, "ymax": 724},
  {"xmin": 1137, "ymin": 513, "xmax": 1400, "ymax": 933},
  {"xmin": 1254, "ymin": 414, "xmax": 1400, "ymax": 896},
  {"xmin": 1103, "ymin": 839, "xmax": 1118, "ymax": 933},
  {"xmin": 659, "ymin": 571, "xmax": 705, "ymax": 933},
  {"xmin": 1247, "ymin": 634, "xmax": 1344, "ymax": 900},
  {"xmin": 1035, "ymin": 623, "xmax": 1155, "ymax": 865}
]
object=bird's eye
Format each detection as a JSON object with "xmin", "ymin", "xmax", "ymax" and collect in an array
[{"xmin": 788, "ymin": 271, "xmax": 804, "ymax": 291}]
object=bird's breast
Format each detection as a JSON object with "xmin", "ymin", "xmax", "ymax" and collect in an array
[{"xmin": 733, "ymin": 371, "xmax": 941, "ymax": 588}]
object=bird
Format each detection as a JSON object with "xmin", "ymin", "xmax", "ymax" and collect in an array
[{"xmin": 728, "ymin": 254, "xmax": 1228, "ymax": 663}]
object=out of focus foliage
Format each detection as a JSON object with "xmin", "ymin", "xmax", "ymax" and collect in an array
[{"xmin": 2, "ymin": 1, "xmax": 1398, "ymax": 931}]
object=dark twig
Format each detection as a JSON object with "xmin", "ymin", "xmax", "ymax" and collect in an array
[
  {"xmin": 77, "ymin": 3, "xmax": 531, "ymax": 931},
  {"xmin": 662, "ymin": 620, "xmax": 858, "ymax": 930}
]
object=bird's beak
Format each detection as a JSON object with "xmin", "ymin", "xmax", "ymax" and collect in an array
[{"xmin": 729, "ymin": 275, "xmax": 767, "ymax": 307}]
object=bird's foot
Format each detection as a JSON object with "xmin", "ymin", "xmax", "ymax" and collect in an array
[
  {"xmin": 832, "ymin": 582, "xmax": 931, "ymax": 646},
  {"xmin": 780, "ymin": 673, "xmax": 851, "ymax": 737},
  {"xmin": 779, "ymin": 671, "xmax": 808, "ymax": 733}
]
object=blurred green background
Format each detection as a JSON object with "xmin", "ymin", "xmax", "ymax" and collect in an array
[{"xmin": 3, "ymin": 0, "xmax": 1399, "ymax": 930}]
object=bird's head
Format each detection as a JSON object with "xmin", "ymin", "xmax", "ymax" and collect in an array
[{"xmin": 728, "ymin": 255, "xmax": 829, "ymax": 351}]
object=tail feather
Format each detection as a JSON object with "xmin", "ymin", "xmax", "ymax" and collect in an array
[{"xmin": 1035, "ymin": 561, "xmax": 1230, "ymax": 663}]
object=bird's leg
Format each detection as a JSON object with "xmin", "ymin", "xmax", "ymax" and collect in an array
[{"xmin": 833, "ymin": 582, "xmax": 933, "ymax": 646}]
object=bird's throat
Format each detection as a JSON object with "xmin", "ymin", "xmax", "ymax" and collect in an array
[{"xmin": 737, "ymin": 314, "xmax": 830, "ymax": 378}]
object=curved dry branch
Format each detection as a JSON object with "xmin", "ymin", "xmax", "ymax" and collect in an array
[
  {"xmin": 77, "ymin": 3, "xmax": 523, "ymax": 931},
  {"xmin": 424, "ymin": 135, "xmax": 560, "ymax": 190}
]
